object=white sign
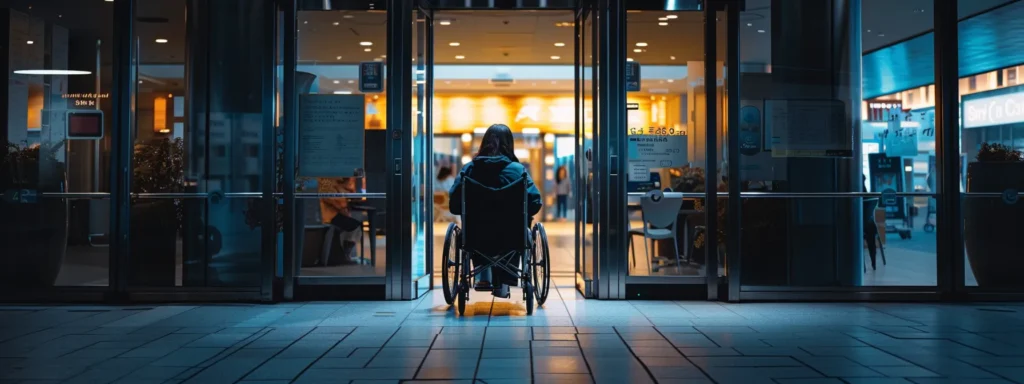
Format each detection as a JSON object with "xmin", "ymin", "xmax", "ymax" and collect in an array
[
  {"xmin": 963, "ymin": 91, "xmax": 1024, "ymax": 129},
  {"xmin": 627, "ymin": 135, "xmax": 687, "ymax": 168},
  {"xmin": 880, "ymin": 120, "xmax": 918, "ymax": 157},
  {"xmin": 298, "ymin": 95, "xmax": 365, "ymax": 178},
  {"xmin": 628, "ymin": 163, "xmax": 650, "ymax": 182}
]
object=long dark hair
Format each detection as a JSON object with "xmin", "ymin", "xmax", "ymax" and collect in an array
[
  {"xmin": 556, "ymin": 166, "xmax": 567, "ymax": 183},
  {"xmin": 476, "ymin": 124, "xmax": 519, "ymax": 162},
  {"xmin": 436, "ymin": 165, "xmax": 452, "ymax": 181}
]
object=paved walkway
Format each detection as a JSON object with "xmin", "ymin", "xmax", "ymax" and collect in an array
[{"xmin": 1, "ymin": 282, "xmax": 1022, "ymax": 383}]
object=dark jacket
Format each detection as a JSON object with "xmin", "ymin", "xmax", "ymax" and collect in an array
[{"xmin": 449, "ymin": 155, "xmax": 543, "ymax": 216}]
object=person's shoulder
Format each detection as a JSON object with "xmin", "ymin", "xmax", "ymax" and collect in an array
[{"xmin": 503, "ymin": 161, "xmax": 528, "ymax": 174}]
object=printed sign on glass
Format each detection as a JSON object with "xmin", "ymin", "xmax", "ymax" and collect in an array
[{"xmin": 359, "ymin": 61, "xmax": 384, "ymax": 93}]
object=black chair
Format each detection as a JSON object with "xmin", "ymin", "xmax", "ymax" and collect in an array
[
  {"xmin": 441, "ymin": 172, "xmax": 551, "ymax": 316},
  {"xmin": 862, "ymin": 198, "xmax": 887, "ymax": 271}
]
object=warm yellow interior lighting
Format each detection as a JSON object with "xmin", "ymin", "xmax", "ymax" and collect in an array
[{"xmin": 154, "ymin": 97, "xmax": 168, "ymax": 133}]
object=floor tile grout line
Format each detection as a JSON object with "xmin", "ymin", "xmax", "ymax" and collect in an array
[
  {"xmin": 279, "ymin": 326, "xmax": 354, "ymax": 383},
  {"xmin": 169, "ymin": 327, "xmax": 275, "ymax": 383},
  {"xmin": 411, "ymin": 326, "xmax": 441, "ymax": 380},
  {"xmin": 653, "ymin": 325, "xmax": 721, "ymax": 384}
]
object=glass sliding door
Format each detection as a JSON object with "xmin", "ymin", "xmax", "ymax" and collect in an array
[
  {"xmin": 574, "ymin": 1, "xmax": 597, "ymax": 297},
  {"xmin": 410, "ymin": 6, "xmax": 434, "ymax": 299}
]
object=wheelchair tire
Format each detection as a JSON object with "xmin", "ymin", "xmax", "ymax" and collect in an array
[
  {"xmin": 525, "ymin": 282, "xmax": 535, "ymax": 316},
  {"xmin": 457, "ymin": 247, "xmax": 471, "ymax": 316},
  {"xmin": 442, "ymin": 223, "xmax": 461, "ymax": 306},
  {"xmin": 532, "ymin": 223, "xmax": 552, "ymax": 306}
]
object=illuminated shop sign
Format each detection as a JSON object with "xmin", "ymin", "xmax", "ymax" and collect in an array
[
  {"xmin": 61, "ymin": 93, "xmax": 110, "ymax": 107},
  {"xmin": 963, "ymin": 91, "xmax": 1024, "ymax": 129}
]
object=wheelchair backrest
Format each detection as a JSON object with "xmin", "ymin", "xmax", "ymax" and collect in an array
[{"xmin": 460, "ymin": 173, "xmax": 530, "ymax": 254}]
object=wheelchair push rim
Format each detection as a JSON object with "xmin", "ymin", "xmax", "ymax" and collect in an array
[{"xmin": 442, "ymin": 223, "xmax": 461, "ymax": 306}]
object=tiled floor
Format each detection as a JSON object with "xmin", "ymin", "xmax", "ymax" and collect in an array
[{"xmin": 2, "ymin": 281, "xmax": 1022, "ymax": 384}]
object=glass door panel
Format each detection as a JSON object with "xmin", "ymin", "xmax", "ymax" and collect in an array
[
  {"xmin": 575, "ymin": 4, "xmax": 597, "ymax": 297},
  {"xmin": 411, "ymin": 7, "xmax": 433, "ymax": 297}
]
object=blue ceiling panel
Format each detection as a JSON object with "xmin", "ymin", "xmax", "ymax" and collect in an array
[{"xmin": 863, "ymin": 0, "xmax": 1024, "ymax": 99}]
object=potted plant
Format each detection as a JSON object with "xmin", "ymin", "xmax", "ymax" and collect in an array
[
  {"xmin": 964, "ymin": 142, "xmax": 1024, "ymax": 288},
  {"xmin": 130, "ymin": 138, "xmax": 184, "ymax": 286},
  {"xmin": 0, "ymin": 142, "xmax": 68, "ymax": 287}
]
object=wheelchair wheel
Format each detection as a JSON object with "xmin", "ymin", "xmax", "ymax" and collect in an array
[
  {"xmin": 531, "ymin": 223, "xmax": 552, "ymax": 306},
  {"xmin": 441, "ymin": 223, "xmax": 461, "ymax": 305},
  {"xmin": 525, "ymin": 282, "xmax": 535, "ymax": 316},
  {"xmin": 457, "ymin": 247, "xmax": 471, "ymax": 316}
]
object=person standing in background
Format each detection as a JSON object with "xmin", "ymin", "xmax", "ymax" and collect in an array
[{"xmin": 555, "ymin": 165, "xmax": 571, "ymax": 221}]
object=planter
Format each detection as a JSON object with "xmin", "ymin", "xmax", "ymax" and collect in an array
[
  {"xmin": 129, "ymin": 200, "xmax": 178, "ymax": 286},
  {"xmin": 0, "ymin": 188, "xmax": 68, "ymax": 287},
  {"xmin": 964, "ymin": 162, "xmax": 1024, "ymax": 288}
]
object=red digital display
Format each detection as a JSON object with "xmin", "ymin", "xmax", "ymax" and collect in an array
[{"xmin": 67, "ymin": 112, "xmax": 104, "ymax": 139}]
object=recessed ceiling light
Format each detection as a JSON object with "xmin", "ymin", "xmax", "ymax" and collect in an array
[
  {"xmin": 104, "ymin": 0, "xmax": 113, "ymax": 2},
  {"xmin": 551, "ymin": 56, "xmax": 561, "ymax": 60},
  {"xmin": 670, "ymin": 56, "xmax": 676, "ymax": 60},
  {"xmin": 303, "ymin": 21, "xmax": 308, "ymax": 25},
  {"xmin": 155, "ymin": 38, "xmax": 168, "ymax": 43},
  {"xmin": 343, "ymin": 14, "xmax": 354, "ymax": 19},
  {"xmin": 364, "ymin": 48, "xmax": 372, "ymax": 52},
  {"xmin": 26, "ymin": 40, "xmax": 33, "ymax": 44},
  {"xmin": 878, "ymin": 33, "xmax": 885, "ymax": 37},
  {"xmin": 658, "ymin": 22, "xmax": 668, "ymax": 26},
  {"xmin": 658, "ymin": 17, "xmax": 668, "ymax": 21},
  {"xmin": 747, "ymin": 23, "xmax": 753, "ymax": 27},
  {"xmin": 667, "ymin": 79, "xmax": 674, "ymax": 83},
  {"xmin": 666, "ymin": 15, "xmax": 678, "ymax": 19},
  {"xmin": 348, "ymin": 80, "xmax": 355, "ymax": 84},
  {"xmin": 554, "ymin": 42, "xmax": 565, "ymax": 47},
  {"xmin": 333, "ymin": 80, "xmax": 340, "ymax": 84},
  {"xmin": 334, "ymin": 90, "xmax": 352, "ymax": 95},
  {"xmin": 360, "ymin": 41, "xmax": 372, "ymax": 46},
  {"xmin": 455, "ymin": 55, "xmax": 465, "ymax": 60},
  {"xmin": 636, "ymin": 42, "xmax": 648, "ymax": 47},
  {"xmin": 626, "ymin": 58, "xmax": 634, "ymax": 62},
  {"xmin": 336, "ymin": 55, "xmax": 343, "ymax": 60},
  {"xmin": 332, "ymin": 21, "xmax": 339, "ymax": 26},
  {"xmin": 757, "ymin": 29, "xmax": 765, "ymax": 33},
  {"xmin": 633, "ymin": 49, "xmax": 642, "ymax": 53},
  {"xmin": 439, "ymin": 20, "xmax": 452, "ymax": 25},
  {"xmin": 14, "ymin": 69, "xmax": 92, "ymax": 75},
  {"xmin": 374, "ymin": 58, "xmax": 383, "ymax": 62},
  {"xmin": 449, "ymin": 42, "xmax": 460, "ymax": 46}
]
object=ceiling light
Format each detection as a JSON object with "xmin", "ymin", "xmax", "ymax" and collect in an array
[
  {"xmin": 14, "ymin": 69, "xmax": 92, "ymax": 75},
  {"xmin": 439, "ymin": 20, "xmax": 452, "ymax": 25},
  {"xmin": 105, "ymin": 0, "xmax": 113, "ymax": 2},
  {"xmin": 336, "ymin": 55, "xmax": 343, "ymax": 60},
  {"xmin": 658, "ymin": 22, "xmax": 668, "ymax": 26},
  {"xmin": 554, "ymin": 42, "xmax": 565, "ymax": 47},
  {"xmin": 332, "ymin": 21, "xmax": 340, "ymax": 26},
  {"xmin": 747, "ymin": 23, "xmax": 753, "ymax": 27},
  {"xmin": 155, "ymin": 38, "xmax": 168, "ymax": 43},
  {"xmin": 551, "ymin": 56, "xmax": 560, "ymax": 60},
  {"xmin": 636, "ymin": 42, "xmax": 648, "ymax": 47},
  {"xmin": 449, "ymin": 42, "xmax": 460, "ymax": 46},
  {"xmin": 26, "ymin": 40, "xmax": 33, "ymax": 44},
  {"xmin": 455, "ymin": 55, "xmax": 465, "ymax": 60},
  {"xmin": 374, "ymin": 58, "xmax": 383, "ymax": 62},
  {"xmin": 360, "ymin": 41, "xmax": 372, "ymax": 46},
  {"xmin": 633, "ymin": 49, "xmax": 642, "ymax": 53},
  {"xmin": 658, "ymin": 17, "xmax": 668, "ymax": 21},
  {"xmin": 878, "ymin": 33, "xmax": 885, "ymax": 37},
  {"xmin": 667, "ymin": 79, "xmax": 674, "ymax": 83},
  {"xmin": 626, "ymin": 58, "xmax": 634, "ymax": 62},
  {"xmin": 334, "ymin": 91, "xmax": 352, "ymax": 95},
  {"xmin": 757, "ymin": 29, "xmax": 765, "ymax": 33},
  {"xmin": 347, "ymin": 80, "xmax": 354, "ymax": 84},
  {"xmin": 333, "ymin": 80, "xmax": 340, "ymax": 84},
  {"xmin": 670, "ymin": 56, "xmax": 676, "ymax": 60},
  {"xmin": 666, "ymin": 15, "xmax": 678, "ymax": 19},
  {"xmin": 343, "ymin": 14, "xmax": 354, "ymax": 19},
  {"xmin": 364, "ymin": 48, "xmax": 372, "ymax": 52}
]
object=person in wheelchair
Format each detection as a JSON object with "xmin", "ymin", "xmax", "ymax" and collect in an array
[{"xmin": 449, "ymin": 123, "xmax": 542, "ymax": 298}]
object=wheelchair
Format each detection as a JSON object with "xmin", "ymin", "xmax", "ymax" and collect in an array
[{"xmin": 441, "ymin": 172, "xmax": 551, "ymax": 316}]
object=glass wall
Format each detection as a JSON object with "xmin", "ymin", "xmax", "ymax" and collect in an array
[
  {"xmin": 291, "ymin": 9, "xmax": 388, "ymax": 280},
  {"xmin": 734, "ymin": 0, "xmax": 938, "ymax": 290},
  {"xmin": 956, "ymin": 1, "xmax": 1024, "ymax": 290},
  {"xmin": 2, "ymin": 0, "xmax": 114, "ymax": 289}
]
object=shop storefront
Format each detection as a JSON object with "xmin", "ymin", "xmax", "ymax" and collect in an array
[{"xmin": 3, "ymin": 0, "xmax": 1021, "ymax": 303}]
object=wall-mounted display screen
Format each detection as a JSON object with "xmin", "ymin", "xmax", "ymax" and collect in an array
[{"xmin": 66, "ymin": 111, "xmax": 104, "ymax": 140}]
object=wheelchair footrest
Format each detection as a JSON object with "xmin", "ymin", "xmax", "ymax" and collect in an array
[{"xmin": 490, "ymin": 284, "xmax": 510, "ymax": 299}]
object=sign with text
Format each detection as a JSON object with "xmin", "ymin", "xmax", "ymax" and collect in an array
[
  {"xmin": 766, "ymin": 99, "xmax": 853, "ymax": 158},
  {"xmin": 627, "ymin": 134, "xmax": 687, "ymax": 169},
  {"xmin": 359, "ymin": 61, "xmax": 384, "ymax": 93},
  {"xmin": 298, "ymin": 95, "xmax": 365, "ymax": 178},
  {"xmin": 625, "ymin": 61, "xmax": 641, "ymax": 92},
  {"xmin": 867, "ymin": 153, "xmax": 906, "ymax": 220},
  {"xmin": 962, "ymin": 89, "xmax": 1024, "ymax": 128},
  {"xmin": 880, "ymin": 121, "xmax": 919, "ymax": 157}
]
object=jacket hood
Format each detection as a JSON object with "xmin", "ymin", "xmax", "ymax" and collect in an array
[{"xmin": 472, "ymin": 155, "xmax": 515, "ymax": 172}]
